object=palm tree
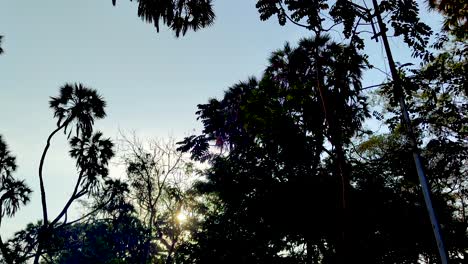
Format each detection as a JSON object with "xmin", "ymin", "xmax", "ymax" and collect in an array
[
  {"xmin": 38, "ymin": 83, "xmax": 106, "ymax": 224},
  {"xmin": 428, "ymin": 0, "xmax": 468, "ymax": 38},
  {"xmin": 112, "ymin": 0, "xmax": 215, "ymax": 37},
  {"xmin": 35, "ymin": 84, "xmax": 107, "ymax": 264},
  {"xmin": 266, "ymin": 35, "xmax": 368, "ymax": 261},
  {"xmin": 0, "ymin": 135, "xmax": 32, "ymax": 264},
  {"xmin": 49, "ymin": 83, "xmax": 106, "ymax": 138},
  {"xmin": 49, "ymin": 131, "xmax": 114, "ymax": 227}
]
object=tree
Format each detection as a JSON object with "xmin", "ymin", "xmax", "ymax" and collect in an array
[
  {"xmin": 253, "ymin": 1, "xmax": 458, "ymax": 261},
  {"xmin": 0, "ymin": 86, "xmax": 137, "ymax": 263},
  {"xmin": 177, "ymin": 36, "xmax": 374, "ymax": 263},
  {"xmin": 111, "ymin": 0, "xmax": 215, "ymax": 37},
  {"xmin": 45, "ymin": 217, "xmax": 147, "ymax": 264},
  {"xmin": 41, "ymin": 179, "xmax": 148, "ymax": 264},
  {"xmin": 111, "ymin": 3, "xmax": 444, "ymax": 258},
  {"xmin": 0, "ymin": 136, "xmax": 32, "ymax": 264},
  {"xmin": 390, "ymin": 34, "xmax": 467, "ymax": 260},
  {"xmin": 119, "ymin": 134, "xmax": 199, "ymax": 263},
  {"xmin": 176, "ymin": 31, "xmax": 467, "ymax": 262},
  {"xmin": 428, "ymin": 0, "xmax": 468, "ymax": 39},
  {"xmin": 2, "ymin": 177, "xmax": 148, "ymax": 264},
  {"xmin": 32, "ymin": 84, "xmax": 118, "ymax": 264}
]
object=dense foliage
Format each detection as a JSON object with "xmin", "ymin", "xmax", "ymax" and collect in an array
[
  {"xmin": 111, "ymin": 0, "xmax": 215, "ymax": 37},
  {"xmin": 176, "ymin": 33, "xmax": 467, "ymax": 263},
  {"xmin": 1, "ymin": 0, "xmax": 467, "ymax": 263}
]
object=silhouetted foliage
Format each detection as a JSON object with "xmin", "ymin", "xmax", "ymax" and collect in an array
[
  {"xmin": 0, "ymin": 86, "xmax": 144, "ymax": 264},
  {"xmin": 49, "ymin": 84, "xmax": 106, "ymax": 138},
  {"xmin": 1, "ymin": 1, "xmax": 467, "ymax": 263},
  {"xmin": 0, "ymin": 136, "xmax": 31, "ymax": 220},
  {"xmin": 176, "ymin": 33, "xmax": 467, "ymax": 262},
  {"xmin": 5, "ymin": 183, "xmax": 147, "ymax": 264},
  {"xmin": 43, "ymin": 190, "xmax": 147, "ymax": 264},
  {"xmin": 112, "ymin": 0, "xmax": 215, "ymax": 37},
  {"xmin": 428, "ymin": 0, "xmax": 468, "ymax": 39},
  {"xmin": 176, "ymin": 37, "xmax": 361, "ymax": 263},
  {"xmin": 0, "ymin": 136, "xmax": 32, "ymax": 264},
  {"xmin": 118, "ymin": 135, "xmax": 200, "ymax": 263},
  {"xmin": 387, "ymin": 37, "xmax": 468, "ymax": 261},
  {"xmin": 255, "ymin": 0, "xmax": 432, "ymax": 59},
  {"xmin": 28, "ymin": 85, "xmax": 126, "ymax": 264},
  {"xmin": 0, "ymin": 36, "xmax": 3, "ymax": 55},
  {"xmin": 47, "ymin": 218, "xmax": 146, "ymax": 264}
]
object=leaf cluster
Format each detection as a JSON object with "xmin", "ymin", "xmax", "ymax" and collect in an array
[{"xmin": 112, "ymin": 0, "xmax": 215, "ymax": 37}]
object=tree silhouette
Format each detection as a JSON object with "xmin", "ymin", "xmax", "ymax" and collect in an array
[
  {"xmin": 253, "ymin": 1, "xmax": 456, "ymax": 261},
  {"xmin": 4, "ymin": 178, "xmax": 148, "ymax": 263},
  {"xmin": 49, "ymin": 84, "xmax": 106, "ymax": 137},
  {"xmin": 34, "ymin": 84, "xmax": 115, "ymax": 264},
  {"xmin": 39, "ymin": 180, "xmax": 148, "ymax": 264},
  {"xmin": 118, "ymin": 134, "xmax": 199, "ymax": 263},
  {"xmin": 0, "ymin": 135, "xmax": 32, "ymax": 264},
  {"xmin": 428, "ymin": 0, "xmax": 468, "ymax": 39},
  {"xmin": 37, "ymin": 83, "xmax": 106, "ymax": 226},
  {"xmin": 175, "ymin": 34, "xmax": 466, "ymax": 263},
  {"xmin": 1, "ymin": 1, "xmax": 465, "ymax": 263},
  {"xmin": 177, "ymin": 37, "xmax": 376, "ymax": 263},
  {"xmin": 112, "ymin": 0, "xmax": 215, "ymax": 37},
  {"xmin": 390, "ymin": 35, "xmax": 468, "ymax": 261}
]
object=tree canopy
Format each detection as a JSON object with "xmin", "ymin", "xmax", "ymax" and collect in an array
[
  {"xmin": 1, "ymin": 1, "xmax": 467, "ymax": 263},
  {"xmin": 175, "ymin": 33, "xmax": 467, "ymax": 263},
  {"xmin": 112, "ymin": 0, "xmax": 215, "ymax": 37}
]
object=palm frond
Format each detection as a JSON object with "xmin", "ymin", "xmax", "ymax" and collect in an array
[
  {"xmin": 49, "ymin": 83, "xmax": 107, "ymax": 137},
  {"xmin": 113, "ymin": 0, "xmax": 215, "ymax": 37}
]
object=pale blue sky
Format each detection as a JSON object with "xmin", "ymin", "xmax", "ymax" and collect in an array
[{"xmin": 0, "ymin": 0, "xmax": 441, "ymax": 238}]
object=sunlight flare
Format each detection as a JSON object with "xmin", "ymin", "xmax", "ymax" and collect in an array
[{"xmin": 176, "ymin": 210, "xmax": 188, "ymax": 223}]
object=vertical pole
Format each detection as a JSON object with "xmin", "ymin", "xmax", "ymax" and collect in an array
[{"xmin": 370, "ymin": 0, "xmax": 449, "ymax": 263}]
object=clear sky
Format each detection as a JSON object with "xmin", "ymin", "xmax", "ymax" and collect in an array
[{"xmin": 0, "ymin": 0, "xmax": 441, "ymax": 238}]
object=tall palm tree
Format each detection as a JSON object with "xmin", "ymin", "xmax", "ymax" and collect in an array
[
  {"xmin": 38, "ymin": 83, "xmax": 106, "ymax": 224},
  {"xmin": 35, "ymin": 84, "xmax": 107, "ymax": 264},
  {"xmin": 266, "ymin": 35, "xmax": 368, "ymax": 261},
  {"xmin": 0, "ymin": 135, "xmax": 32, "ymax": 264}
]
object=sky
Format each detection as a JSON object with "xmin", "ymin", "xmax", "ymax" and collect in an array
[{"xmin": 0, "ymin": 0, "xmax": 442, "ymax": 238}]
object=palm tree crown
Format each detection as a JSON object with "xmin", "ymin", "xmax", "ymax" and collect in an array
[
  {"xmin": 0, "ymin": 135, "xmax": 32, "ymax": 221},
  {"xmin": 112, "ymin": 0, "xmax": 215, "ymax": 37},
  {"xmin": 69, "ymin": 131, "xmax": 115, "ymax": 195},
  {"xmin": 49, "ymin": 83, "xmax": 106, "ymax": 138}
]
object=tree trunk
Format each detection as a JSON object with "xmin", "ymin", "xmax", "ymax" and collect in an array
[
  {"xmin": 35, "ymin": 120, "xmax": 70, "ymax": 264},
  {"xmin": 314, "ymin": 43, "xmax": 350, "ymax": 263},
  {"xmin": 0, "ymin": 236, "xmax": 13, "ymax": 264}
]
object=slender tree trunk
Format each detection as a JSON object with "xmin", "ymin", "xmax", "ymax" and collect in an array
[
  {"xmin": 165, "ymin": 240, "xmax": 177, "ymax": 264},
  {"xmin": 314, "ymin": 44, "xmax": 350, "ymax": 263},
  {"xmin": 332, "ymin": 139, "xmax": 350, "ymax": 263},
  {"xmin": 34, "ymin": 120, "xmax": 70, "ymax": 264},
  {"xmin": 143, "ymin": 213, "xmax": 154, "ymax": 264},
  {"xmin": 49, "ymin": 171, "xmax": 84, "ymax": 226},
  {"xmin": 164, "ymin": 229, "xmax": 181, "ymax": 264},
  {"xmin": 38, "ymin": 123, "xmax": 66, "ymax": 224},
  {"xmin": 142, "ymin": 168, "xmax": 155, "ymax": 264}
]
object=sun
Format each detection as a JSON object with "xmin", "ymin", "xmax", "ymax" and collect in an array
[{"xmin": 176, "ymin": 211, "xmax": 188, "ymax": 223}]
